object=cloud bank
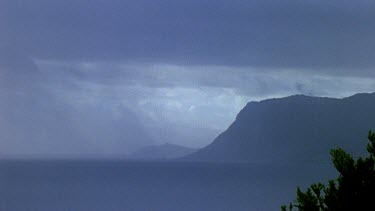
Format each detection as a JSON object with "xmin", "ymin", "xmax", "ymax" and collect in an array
[
  {"xmin": 1, "ymin": 0, "xmax": 375, "ymax": 73},
  {"xmin": 1, "ymin": 0, "xmax": 375, "ymax": 157}
]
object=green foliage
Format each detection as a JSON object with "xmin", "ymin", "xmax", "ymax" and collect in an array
[{"xmin": 281, "ymin": 131, "xmax": 375, "ymax": 211}]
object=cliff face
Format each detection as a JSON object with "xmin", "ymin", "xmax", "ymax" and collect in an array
[{"xmin": 185, "ymin": 93, "xmax": 375, "ymax": 163}]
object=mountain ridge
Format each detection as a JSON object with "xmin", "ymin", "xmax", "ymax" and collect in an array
[{"xmin": 184, "ymin": 92, "xmax": 375, "ymax": 163}]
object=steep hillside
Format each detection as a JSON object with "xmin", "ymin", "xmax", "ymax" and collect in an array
[{"xmin": 185, "ymin": 93, "xmax": 375, "ymax": 163}]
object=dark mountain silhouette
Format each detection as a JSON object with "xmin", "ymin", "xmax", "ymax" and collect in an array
[
  {"xmin": 129, "ymin": 143, "xmax": 197, "ymax": 160},
  {"xmin": 185, "ymin": 93, "xmax": 375, "ymax": 163}
]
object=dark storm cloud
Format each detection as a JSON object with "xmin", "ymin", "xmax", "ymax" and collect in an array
[
  {"xmin": 2, "ymin": 0, "xmax": 375, "ymax": 73},
  {"xmin": 2, "ymin": 0, "xmax": 375, "ymax": 158},
  {"xmin": 36, "ymin": 60, "xmax": 375, "ymax": 102}
]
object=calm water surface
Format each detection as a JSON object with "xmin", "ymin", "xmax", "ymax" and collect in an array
[{"xmin": 0, "ymin": 160, "xmax": 336, "ymax": 211}]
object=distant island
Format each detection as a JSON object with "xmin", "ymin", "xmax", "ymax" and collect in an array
[
  {"xmin": 184, "ymin": 93, "xmax": 375, "ymax": 163},
  {"xmin": 128, "ymin": 143, "xmax": 197, "ymax": 160}
]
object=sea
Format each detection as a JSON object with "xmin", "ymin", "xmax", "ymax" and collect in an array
[{"xmin": 0, "ymin": 160, "xmax": 336, "ymax": 211}]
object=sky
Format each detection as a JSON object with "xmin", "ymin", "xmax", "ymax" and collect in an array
[{"xmin": 1, "ymin": 0, "xmax": 375, "ymax": 158}]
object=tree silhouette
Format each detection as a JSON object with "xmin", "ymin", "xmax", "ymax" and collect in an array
[{"xmin": 281, "ymin": 131, "xmax": 375, "ymax": 211}]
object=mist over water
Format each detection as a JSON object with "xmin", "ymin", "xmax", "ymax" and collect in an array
[{"xmin": 0, "ymin": 160, "xmax": 336, "ymax": 211}]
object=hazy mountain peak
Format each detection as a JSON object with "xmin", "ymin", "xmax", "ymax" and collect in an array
[{"xmin": 129, "ymin": 143, "xmax": 197, "ymax": 160}]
